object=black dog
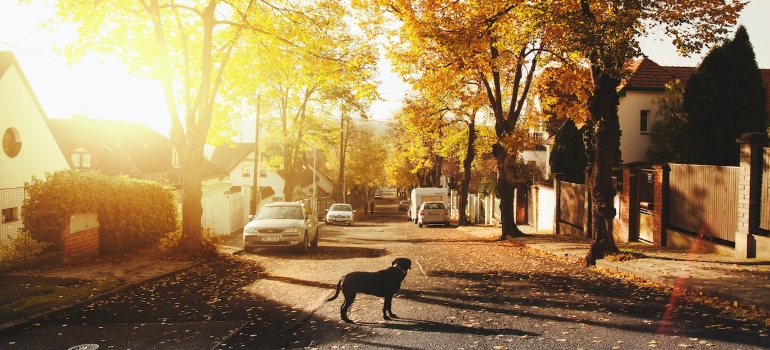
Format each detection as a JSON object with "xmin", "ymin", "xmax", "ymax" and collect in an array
[{"xmin": 327, "ymin": 258, "xmax": 411, "ymax": 323}]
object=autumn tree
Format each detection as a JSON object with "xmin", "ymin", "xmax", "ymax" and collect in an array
[
  {"xmin": 548, "ymin": 0, "xmax": 744, "ymax": 265},
  {"xmin": 45, "ymin": 0, "xmax": 283, "ymax": 254},
  {"xmin": 322, "ymin": 87, "xmax": 380, "ymax": 203},
  {"xmin": 344, "ymin": 122, "xmax": 388, "ymax": 202},
  {"xmin": 47, "ymin": 0, "xmax": 379, "ymax": 254},
  {"xmin": 223, "ymin": 2, "xmax": 379, "ymax": 203},
  {"xmin": 391, "ymin": 95, "xmax": 447, "ymax": 188},
  {"xmin": 354, "ymin": 0, "xmax": 550, "ymax": 239}
]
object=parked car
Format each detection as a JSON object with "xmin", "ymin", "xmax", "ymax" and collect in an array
[
  {"xmin": 398, "ymin": 200, "xmax": 410, "ymax": 212},
  {"xmin": 417, "ymin": 201, "xmax": 450, "ymax": 227},
  {"xmin": 243, "ymin": 201, "xmax": 319, "ymax": 253},
  {"xmin": 325, "ymin": 203, "xmax": 355, "ymax": 226}
]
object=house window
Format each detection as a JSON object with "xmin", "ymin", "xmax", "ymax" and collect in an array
[
  {"xmin": 640, "ymin": 110, "xmax": 650, "ymax": 134},
  {"xmin": 172, "ymin": 148, "xmax": 180, "ymax": 168},
  {"xmin": 3, "ymin": 127, "xmax": 22, "ymax": 158},
  {"xmin": 242, "ymin": 164, "xmax": 251, "ymax": 177},
  {"xmin": 71, "ymin": 147, "xmax": 91, "ymax": 168},
  {"xmin": 260, "ymin": 169, "xmax": 267, "ymax": 178},
  {"xmin": 2, "ymin": 207, "xmax": 19, "ymax": 223}
]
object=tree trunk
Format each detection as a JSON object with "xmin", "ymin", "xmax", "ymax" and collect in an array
[
  {"xmin": 494, "ymin": 145, "xmax": 525, "ymax": 239},
  {"xmin": 458, "ymin": 119, "xmax": 476, "ymax": 226},
  {"xmin": 180, "ymin": 145, "xmax": 204, "ymax": 254},
  {"xmin": 584, "ymin": 71, "xmax": 621, "ymax": 266}
]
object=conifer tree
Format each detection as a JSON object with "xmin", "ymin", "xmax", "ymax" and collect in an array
[
  {"xmin": 683, "ymin": 26, "xmax": 768, "ymax": 166},
  {"xmin": 549, "ymin": 119, "xmax": 588, "ymax": 184}
]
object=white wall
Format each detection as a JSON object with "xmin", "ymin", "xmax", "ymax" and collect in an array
[
  {"xmin": 0, "ymin": 64, "xmax": 69, "ymax": 189},
  {"xmin": 536, "ymin": 186, "xmax": 555, "ymax": 232},
  {"xmin": 521, "ymin": 148, "xmax": 549, "ymax": 178},
  {"xmin": 209, "ymin": 150, "xmax": 285, "ymax": 202},
  {"xmin": 618, "ymin": 91, "xmax": 663, "ymax": 164}
]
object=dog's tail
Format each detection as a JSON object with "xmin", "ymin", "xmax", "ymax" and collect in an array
[{"xmin": 326, "ymin": 279, "xmax": 342, "ymax": 302}]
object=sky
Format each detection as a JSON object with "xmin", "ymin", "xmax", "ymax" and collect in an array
[{"xmin": 1, "ymin": 1, "xmax": 769, "ymax": 137}]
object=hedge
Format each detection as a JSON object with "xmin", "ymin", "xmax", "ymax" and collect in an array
[{"xmin": 22, "ymin": 170, "xmax": 177, "ymax": 255}]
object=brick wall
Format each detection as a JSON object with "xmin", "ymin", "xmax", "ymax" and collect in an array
[{"xmin": 59, "ymin": 218, "xmax": 100, "ymax": 264}]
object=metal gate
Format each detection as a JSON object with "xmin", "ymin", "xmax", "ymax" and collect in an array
[{"xmin": 638, "ymin": 169, "xmax": 654, "ymax": 243}]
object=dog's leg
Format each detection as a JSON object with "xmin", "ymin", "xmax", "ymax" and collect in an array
[
  {"xmin": 383, "ymin": 295, "xmax": 398, "ymax": 320},
  {"xmin": 340, "ymin": 293, "xmax": 356, "ymax": 323}
]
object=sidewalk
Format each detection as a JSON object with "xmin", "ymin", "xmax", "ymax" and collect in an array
[
  {"xmin": 461, "ymin": 225, "xmax": 770, "ymax": 310},
  {"xmin": 0, "ymin": 250, "xmax": 207, "ymax": 332}
]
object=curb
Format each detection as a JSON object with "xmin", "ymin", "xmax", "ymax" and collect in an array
[{"xmin": 0, "ymin": 258, "xmax": 208, "ymax": 334}]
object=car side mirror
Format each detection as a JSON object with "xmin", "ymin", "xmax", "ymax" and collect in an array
[
  {"xmin": 352, "ymin": 209, "xmax": 356, "ymax": 213},
  {"xmin": 248, "ymin": 215, "xmax": 254, "ymax": 220}
]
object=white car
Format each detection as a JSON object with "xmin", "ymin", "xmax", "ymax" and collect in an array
[
  {"xmin": 242, "ymin": 201, "xmax": 319, "ymax": 253},
  {"xmin": 418, "ymin": 201, "xmax": 450, "ymax": 227},
  {"xmin": 325, "ymin": 203, "xmax": 355, "ymax": 226}
]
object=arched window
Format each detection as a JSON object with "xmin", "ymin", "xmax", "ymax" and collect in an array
[{"xmin": 71, "ymin": 147, "xmax": 91, "ymax": 169}]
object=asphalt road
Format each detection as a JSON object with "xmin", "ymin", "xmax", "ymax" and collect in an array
[{"xmin": 2, "ymin": 198, "xmax": 770, "ymax": 349}]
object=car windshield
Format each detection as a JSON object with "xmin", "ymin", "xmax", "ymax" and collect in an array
[
  {"xmin": 329, "ymin": 204, "xmax": 351, "ymax": 212},
  {"xmin": 255, "ymin": 206, "xmax": 304, "ymax": 220},
  {"xmin": 424, "ymin": 203, "xmax": 444, "ymax": 209}
]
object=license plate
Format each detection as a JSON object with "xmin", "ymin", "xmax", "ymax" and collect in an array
[
  {"xmin": 261, "ymin": 236, "xmax": 280, "ymax": 242},
  {"xmin": 334, "ymin": 218, "xmax": 346, "ymax": 221}
]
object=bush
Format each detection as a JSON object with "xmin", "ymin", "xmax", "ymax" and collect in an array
[
  {"xmin": 23, "ymin": 170, "xmax": 177, "ymax": 255},
  {"xmin": 159, "ymin": 223, "xmax": 222, "ymax": 259}
]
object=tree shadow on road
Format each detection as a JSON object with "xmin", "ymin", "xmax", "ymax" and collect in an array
[{"xmin": 247, "ymin": 245, "xmax": 389, "ymax": 260}]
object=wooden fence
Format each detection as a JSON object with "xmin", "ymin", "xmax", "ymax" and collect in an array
[
  {"xmin": 559, "ymin": 181, "xmax": 585, "ymax": 228},
  {"xmin": 668, "ymin": 164, "xmax": 739, "ymax": 242},
  {"xmin": 762, "ymin": 148, "xmax": 770, "ymax": 231}
]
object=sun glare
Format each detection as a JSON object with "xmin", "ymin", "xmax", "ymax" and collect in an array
[{"xmin": 1, "ymin": 2, "xmax": 171, "ymax": 136}]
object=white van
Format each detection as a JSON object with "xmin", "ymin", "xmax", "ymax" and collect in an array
[{"xmin": 409, "ymin": 187, "xmax": 449, "ymax": 224}]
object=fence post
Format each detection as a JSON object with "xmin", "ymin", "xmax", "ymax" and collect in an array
[
  {"xmin": 583, "ymin": 167, "xmax": 592, "ymax": 238},
  {"xmin": 619, "ymin": 162, "xmax": 644, "ymax": 243},
  {"xmin": 652, "ymin": 163, "xmax": 670, "ymax": 247},
  {"xmin": 553, "ymin": 174, "xmax": 564, "ymax": 234},
  {"xmin": 735, "ymin": 132, "xmax": 768, "ymax": 258}
]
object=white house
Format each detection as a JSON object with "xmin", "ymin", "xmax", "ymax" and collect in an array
[
  {"xmin": 531, "ymin": 57, "xmax": 698, "ymax": 171},
  {"xmin": 616, "ymin": 58, "xmax": 698, "ymax": 164},
  {"xmin": 1, "ymin": 51, "xmax": 70, "ymax": 240},
  {"xmin": 205, "ymin": 143, "xmax": 286, "ymax": 205}
]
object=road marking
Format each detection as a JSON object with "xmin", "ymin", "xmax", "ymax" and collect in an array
[{"xmin": 415, "ymin": 258, "xmax": 427, "ymax": 277}]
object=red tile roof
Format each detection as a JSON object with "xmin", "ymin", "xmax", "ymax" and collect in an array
[
  {"xmin": 621, "ymin": 57, "xmax": 695, "ymax": 91},
  {"xmin": 622, "ymin": 57, "xmax": 770, "ymax": 115}
]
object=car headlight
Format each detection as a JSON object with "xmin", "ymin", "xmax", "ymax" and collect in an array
[
  {"xmin": 283, "ymin": 227, "xmax": 300, "ymax": 234},
  {"xmin": 244, "ymin": 227, "xmax": 258, "ymax": 234}
]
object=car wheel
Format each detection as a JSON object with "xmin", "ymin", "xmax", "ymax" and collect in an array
[
  {"xmin": 311, "ymin": 228, "xmax": 319, "ymax": 248},
  {"xmin": 244, "ymin": 246, "xmax": 254, "ymax": 254},
  {"xmin": 445, "ymin": 222, "xmax": 451, "ymax": 227},
  {"xmin": 296, "ymin": 232, "xmax": 309, "ymax": 254}
]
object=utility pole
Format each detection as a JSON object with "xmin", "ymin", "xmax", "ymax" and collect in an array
[
  {"xmin": 252, "ymin": 94, "xmax": 261, "ymax": 214},
  {"xmin": 313, "ymin": 147, "xmax": 317, "ymax": 214}
]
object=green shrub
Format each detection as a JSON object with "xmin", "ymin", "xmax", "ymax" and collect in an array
[{"xmin": 22, "ymin": 170, "xmax": 177, "ymax": 255}]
